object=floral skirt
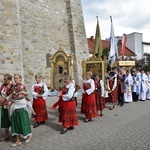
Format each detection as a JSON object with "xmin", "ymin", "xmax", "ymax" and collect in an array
[
  {"xmin": 59, "ymin": 100, "xmax": 78, "ymax": 127},
  {"xmin": 11, "ymin": 108, "xmax": 31, "ymax": 138},
  {"xmin": 32, "ymin": 98, "xmax": 48, "ymax": 122},
  {"xmin": 81, "ymin": 93, "xmax": 98, "ymax": 119},
  {"xmin": 95, "ymin": 91, "xmax": 105, "ymax": 111}
]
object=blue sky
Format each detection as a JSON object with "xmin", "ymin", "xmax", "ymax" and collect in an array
[{"xmin": 81, "ymin": 0, "xmax": 150, "ymax": 42}]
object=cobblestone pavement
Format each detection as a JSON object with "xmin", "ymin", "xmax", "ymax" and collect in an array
[{"xmin": 1, "ymin": 95, "xmax": 150, "ymax": 150}]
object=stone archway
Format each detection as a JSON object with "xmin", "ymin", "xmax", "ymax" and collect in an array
[{"xmin": 50, "ymin": 47, "xmax": 74, "ymax": 91}]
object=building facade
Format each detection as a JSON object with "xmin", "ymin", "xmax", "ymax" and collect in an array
[
  {"xmin": 143, "ymin": 42, "xmax": 150, "ymax": 54},
  {"xmin": 126, "ymin": 32, "xmax": 143, "ymax": 59}
]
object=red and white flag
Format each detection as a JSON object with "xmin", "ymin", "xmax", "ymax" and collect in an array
[{"xmin": 121, "ymin": 34, "xmax": 127, "ymax": 60}]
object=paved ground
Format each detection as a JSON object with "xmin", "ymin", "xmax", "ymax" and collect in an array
[{"xmin": 1, "ymin": 95, "xmax": 150, "ymax": 150}]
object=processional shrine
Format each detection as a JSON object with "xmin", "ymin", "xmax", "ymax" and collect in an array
[
  {"xmin": 50, "ymin": 47, "xmax": 74, "ymax": 91},
  {"xmin": 50, "ymin": 17, "xmax": 108, "ymax": 90}
]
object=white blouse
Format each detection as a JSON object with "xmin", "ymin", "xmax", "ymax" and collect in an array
[{"xmin": 31, "ymin": 82, "xmax": 49, "ymax": 100}]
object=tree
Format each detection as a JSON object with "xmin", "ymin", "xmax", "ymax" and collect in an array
[
  {"xmin": 135, "ymin": 53, "xmax": 150, "ymax": 71},
  {"xmin": 102, "ymin": 48, "xmax": 109, "ymax": 59}
]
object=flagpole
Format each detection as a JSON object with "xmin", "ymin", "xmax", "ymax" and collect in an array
[
  {"xmin": 108, "ymin": 16, "xmax": 118, "ymax": 71},
  {"xmin": 110, "ymin": 16, "xmax": 112, "ymax": 22},
  {"xmin": 110, "ymin": 16, "xmax": 112, "ymax": 71}
]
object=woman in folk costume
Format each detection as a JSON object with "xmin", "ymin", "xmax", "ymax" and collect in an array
[
  {"xmin": 81, "ymin": 71, "xmax": 98, "ymax": 122},
  {"xmin": 124, "ymin": 70, "xmax": 133, "ymax": 103},
  {"xmin": 0, "ymin": 74, "xmax": 14, "ymax": 142},
  {"xmin": 146, "ymin": 71, "xmax": 150, "ymax": 100},
  {"xmin": 139, "ymin": 70, "xmax": 148, "ymax": 101},
  {"xmin": 58, "ymin": 75, "xmax": 78, "ymax": 134},
  {"xmin": 132, "ymin": 69, "xmax": 141, "ymax": 102},
  {"xmin": 94, "ymin": 74, "xmax": 105, "ymax": 116},
  {"xmin": 50, "ymin": 79, "xmax": 79, "ymax": 110},
  {"xmin": 106, "ymin": 71, "xmax": 117, "ymax": 110},
  {"xmin": 10, "ymin": 74, "xmax": 32, "ymax": 147},
  {"xmin": 31, "ymin": 74, "xmax": 49, "ymax": 128}
]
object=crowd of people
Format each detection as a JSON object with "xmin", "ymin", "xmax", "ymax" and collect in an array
[
  {"xmin": 0, "ymin": 74, "xmax": 48, "ymax": 147},
  {"xmin": 0, "ymin": 67, "xmax": 150, "ymax": 146}
]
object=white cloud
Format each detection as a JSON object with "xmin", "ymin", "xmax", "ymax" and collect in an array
[{"xmin": 81, "ymin": 0, "xmax": 150, "ymax": 42}]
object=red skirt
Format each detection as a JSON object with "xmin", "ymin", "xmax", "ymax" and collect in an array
[
  {"xmin": 32, "ymin": 97, "xmax": 48, "ymax": 122},
  {"xmin": 59, "ymin": 99, "xmax": 78, "ymax": 127},
  {"xmin": 105, "ymin": 87, "xmax": 118, "ymax": 103},
  {"xmin": 95, "ymin": 91, "xmax": 105, "ymax": 111},
  {"xmin": 81, "ymin": 93, "xmax": 98, "ymax": 119}
]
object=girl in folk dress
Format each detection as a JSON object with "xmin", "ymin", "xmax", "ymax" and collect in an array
[
  {"xmin": 0, "ymin": 74, "xmax": 14, "ymax": 142},
  {"xmin": 81, "ymin": 71, "xmax": 98, "ymax": 122},
  {"xmin": 58, "ymin": 75, "xmax": 78, "ymax": 134},
  {"xmin": 10, "ymin": 74, "xmax": 32, "ymax": 147},
  {"xmin": 31, "ymin": 74, "xmax": 49, "ymax": 128},
  {"xmin": 106, "ymin": 71, "xmax": 117, "ymax": 110},
  {"xmin": 94, "ymin": 74, "xmax": 105, "ymax": 116}
]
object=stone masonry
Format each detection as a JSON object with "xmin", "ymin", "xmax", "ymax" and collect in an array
[{"xmin": 0, "ymin": 0, "xmax": 89, "ymax": 88}]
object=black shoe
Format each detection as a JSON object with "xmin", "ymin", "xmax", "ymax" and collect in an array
[
  {"xmin": 99, "ymin": 114, "xmax": 103, "ymax": 117},
  {"xmin": 84, "ymin": 118, "xmax": 93, "ymax": 122},
  {"xmin": 40, "ymin": 121, "xmax": 45, "ymax": 124},
  {"xmin": 67, "ymin": 126, "xmax": 74, "ymax": 130},
  {"xmin": 109, "ymin": 106, "xmax": 115, "ymax": 110},
  {"xmin": 33, "ymin": 122, "xmax": 40, "ymax": 128},
  {"xmin": 89, "ymin": 118, "xmax": 93, "ymax": 121},
  {"xmin": 60, "ymin": 129, "xmax": 67, "ymax": 134},
  {"xmin": 120, "ymin": 104, "xmax": 124, "ymax": 107}
]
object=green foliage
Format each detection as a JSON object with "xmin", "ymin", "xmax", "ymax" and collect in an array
[
  {"xmin": 102, "ymin": 48, "xmax": 109, "ymax": 59},
  {"xmin": 135, "ymin": 53, "xmax": 150, "ymax": 71}
]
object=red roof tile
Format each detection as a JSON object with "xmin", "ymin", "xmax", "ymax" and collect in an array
[{"xmin": 87, "ymin": 37, "xmax": 136, "ymax": 56}]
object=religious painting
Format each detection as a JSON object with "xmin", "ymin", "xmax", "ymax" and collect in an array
[
  {"xmin": 82, "ymin": 61, "xmax": 106, "ymax": 82},
  {"xmin": 50, "ymin": 47, "xmax": 74, "ymax": 91}
]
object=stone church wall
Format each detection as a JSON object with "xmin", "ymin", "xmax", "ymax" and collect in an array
[{"xmin": 0, "ymin": 0, "xmax": 89, "ymax": 89}]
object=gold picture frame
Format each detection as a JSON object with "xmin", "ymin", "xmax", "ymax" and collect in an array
[{"xmin": 82, "ymin": 60, "xmax": 106, "ymax": 82}]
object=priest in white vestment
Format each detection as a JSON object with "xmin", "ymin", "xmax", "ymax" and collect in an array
[
  {"xmin": 124, "ymin": 71, "xmax": 133, "ymax": 103},
  {"xmin": 146, "ymin": 71, "xmax": 150, "ymax": 100},
  {"xmin": 132, "ymin": 70, "xmax": 141, "ymax": 102},
  {"xmin": 139, "ymin": 70, "xmax": 148, "ymax": 101}
]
